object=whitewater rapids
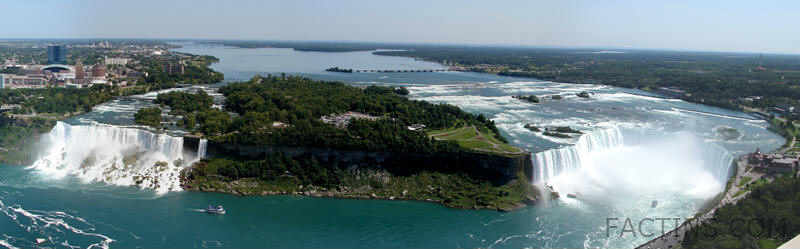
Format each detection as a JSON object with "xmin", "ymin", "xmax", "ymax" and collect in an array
[{"xmin": 29, "ymin": 122, "xmax": 204, "ymax": 194}]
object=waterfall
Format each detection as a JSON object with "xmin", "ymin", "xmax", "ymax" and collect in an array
[
  {"xmin": 704, "ymin": 143, "xmax": 736, "ymax": 181},
  {"xmin": 532, "ymin": 126, "xmax": 624, "ymax": 183},
  {"xmin": 531, "ymin": 126, "xmax": 736, "ymax": 184},
  {"xmin": 197, "ymin": 138, "xmax": 208, "ymax": 160},
  {"xmin": 29, "ymin": 121, "xmax": 193, "ymax": 194}
]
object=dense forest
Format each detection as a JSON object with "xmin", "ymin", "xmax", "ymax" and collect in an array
[
  {"xmin": 157, "ymin": 75, "xmax": 505, "ymax": 153},
  {"xmin": 134, "ymin": 107, "xmax": 162, "ymax": 128},
  {"xmin": 154, "ymin": 90, "xmax": 213, "ymax": 114},
  {"xmin": 0, "ymin": 84, "xmax": 116, "ymax": 114},
  {"xmin": 682, "ymin": 175, "xmax": 800, "ymax": 249}
]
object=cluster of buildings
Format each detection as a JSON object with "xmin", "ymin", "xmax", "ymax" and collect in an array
[
  {"xmin": 0, "ymin": 62, "xmax": 109, "ymax": 89},
  {"xmin": 1, "ymin": 44, "xmax": 148, "ymax": 89},
  {"xmin": 321, "ymin": 111, "xmax": 381, "ymax": 128},
  {"xmin": 748, "ymin": 148, "xmax": 798, "ymax": 174}
]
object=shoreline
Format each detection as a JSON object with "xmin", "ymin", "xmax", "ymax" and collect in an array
[
  {"xmin": 179, "ymin": 175, "xmax": 537, "ymax": 212},
  {"xmin": 181, "ymin": 183, "xmax": 533, "ymax": 212}
]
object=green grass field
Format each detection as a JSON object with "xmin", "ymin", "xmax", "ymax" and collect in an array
[
  {"xmin": 427, "ymin": 126, "xmax": 523, "ymax": 155},
  {"xmin": 737, "ymin": 176, "xmax": 752, "ymax": 187}
]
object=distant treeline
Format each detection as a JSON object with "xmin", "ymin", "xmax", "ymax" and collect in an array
[{"xmin": 208, "ymin": 41, "xmax": 383, "ymax": 52}]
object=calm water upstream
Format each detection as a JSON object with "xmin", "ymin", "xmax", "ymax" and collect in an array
[{"xmin": 0, "ymin": 43, "xmax": 783, "ymax": 249}]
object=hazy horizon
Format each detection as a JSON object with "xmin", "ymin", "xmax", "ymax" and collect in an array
[{"xmin": 2, "ymin": 0, "xmax": 798, "ymax": 54}]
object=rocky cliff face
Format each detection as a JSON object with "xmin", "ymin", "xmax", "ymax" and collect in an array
[{"xmin": 184, "ymin": 136, "xmax": 532, "ymax": 185}]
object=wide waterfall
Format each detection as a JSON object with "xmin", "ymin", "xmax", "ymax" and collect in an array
[
  {"xmin": 29, "ymin": 122, "xmax": 204, "ymax": 194},
  {"xmin": 532, "ymin": 126, "xmax": 735, "ymax": 186},
  {"xmin": 532, "ymin": 126, "xmax": 624, "ymax": 182}
]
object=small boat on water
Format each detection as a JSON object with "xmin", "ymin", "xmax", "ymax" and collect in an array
[
  {"xmin": 567, "ymin": 193, "xmax": 578, "ymax": 199},
  {"xmin": 206, "ymin": 205, "xmax": 226, "ymax": 214},
  {"xmin": 651, "ymin": 200, "xmax": 658, "ymax": 208}
]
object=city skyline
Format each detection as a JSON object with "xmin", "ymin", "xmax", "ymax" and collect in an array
[{"xmin": 1, "ymin": 0, "xmax": 799, "ymax": 54}]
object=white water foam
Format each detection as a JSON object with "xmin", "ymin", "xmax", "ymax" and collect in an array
[
  {"xmin": 0, "ymin": 199, "xmax": 113, "ymax": 249},
  {"xmin": 0, "ymin": 239, "xmax": 18, "ymax": 249},
  {"xmin": 29, "ymin": 122, "xmax": 204, "ymax": 194}
]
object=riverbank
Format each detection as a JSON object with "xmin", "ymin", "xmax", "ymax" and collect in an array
[{"xmin": 180, "ymin": 166, "xmax": 539, "ymax": 212}]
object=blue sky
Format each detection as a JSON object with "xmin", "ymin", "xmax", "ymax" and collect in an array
[{"xmin": 2, "ymin": 0, "xmax": 798, "ymax": 54}]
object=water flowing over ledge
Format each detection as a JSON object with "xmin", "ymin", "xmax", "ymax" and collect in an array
[
  {"xmin": 531, "ymin": 126, "xmax": 735, "ymax": 185},
  {"xmin": 532, "ymin": 126, "xmax": 624, "ymax": 182},
  {"xmin": 28, "ymin": 122, "xmax": 204, "ymax": 194}
]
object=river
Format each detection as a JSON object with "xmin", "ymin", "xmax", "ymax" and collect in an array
[{"xmin": 0, "ymin": 42, "xmax": 783, "ymax": 249}]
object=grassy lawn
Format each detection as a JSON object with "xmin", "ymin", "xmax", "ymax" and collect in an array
[
  {"xmin": 746, "ymin": 178, "xmax": 769, "ymax": 191},
  {"xmin": 757, "ymin": 238, "xmax": 780, "ymax": 249},
  {"xmin": 737, "ymin": 176, "xmax": 752, "ymax": 187},
  {"xmin": 428, "ymin": 126, "xmax": 523, "ymax": 155}
]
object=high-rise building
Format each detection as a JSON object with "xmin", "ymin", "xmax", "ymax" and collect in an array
[
  {"xmin": 75, "ymin": 62, "xmax": 85, "ymax": 80},
  {"xmin": 91, "ymin": 64, "xmax": 106, "ymax": 79},
  {"xmin": 47, "ymin": 45, "xmax": 66, "ymax": 64}
]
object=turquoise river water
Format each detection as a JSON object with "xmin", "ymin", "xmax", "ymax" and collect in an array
[{"xmin": 0, "ymin": 43, "xmax": 783, "ymax": 249}]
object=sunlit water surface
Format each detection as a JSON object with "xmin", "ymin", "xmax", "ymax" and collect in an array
[{"xmin": 0, "ymin": 43, "xmax": 782, "ymax": 249}]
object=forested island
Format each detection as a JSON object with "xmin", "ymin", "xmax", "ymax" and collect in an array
[
  {"xmin": 146, "ymin": 75, "xmax": 538, "ymax": 211},
  {"xmin": 325, "ymin": 67, "xmax": 353, "ymax": 73}
]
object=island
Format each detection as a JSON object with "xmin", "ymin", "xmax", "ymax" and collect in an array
[
  {"xmin": 512, "ymin": 95, "xmax": 540, "ymax": 103},
  {"xmin": 523, "ymin": 124, "xmax": 541, "ymax": 132},
  {"xmin": 149, "ymin": 75, "xmax": 539, "ymax": 211},
  {"xmin": 523, "ymin": 124, "xmax": 582, "ymax": 139},
  {"xmin": 325, "ymin": 67, "xmax": 353, "ymax": 73}
]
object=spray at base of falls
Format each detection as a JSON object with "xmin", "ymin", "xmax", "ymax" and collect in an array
[
  {"xmin": 532, "ymin": 126, "xmax": 735, "ymax": 192},
  {"xmin": 29, "ymin": 122, "xmax": 205, "ymax": 194}
]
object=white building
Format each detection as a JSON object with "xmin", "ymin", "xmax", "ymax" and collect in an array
[
  {"xmin": 0, "ymin": 74, "xmax": 47, "ymax": 88},
  {"xmin": 104, "ymin": 56, "xmax": 130, "ymax": 65},
  {"xmin": 90, "ymin": 79, "xmax": 109, "ymax": 86}
]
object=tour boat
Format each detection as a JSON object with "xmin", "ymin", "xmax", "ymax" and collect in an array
[{"xmin": 206, "ymin": 205, "xmax": 226, "ymax": 214}]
